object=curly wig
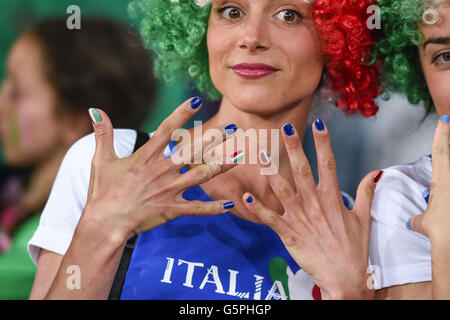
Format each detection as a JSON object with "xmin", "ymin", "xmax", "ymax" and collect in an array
[
  {"xmin": 374, "ymin": 0, "xmax": 439, "ymax": 112},
  {"xmin": 129, "ymin": 0, "xmax": 381, "ymax": 117}
]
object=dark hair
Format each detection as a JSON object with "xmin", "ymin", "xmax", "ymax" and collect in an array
[{"xmin": 25, "ymin": 17, "xmax": 157, "ymax": 129}]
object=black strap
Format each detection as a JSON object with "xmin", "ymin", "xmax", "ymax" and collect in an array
[{"xmin": 108, "ymin": 130, "xmax": 150, "ymax": 300}]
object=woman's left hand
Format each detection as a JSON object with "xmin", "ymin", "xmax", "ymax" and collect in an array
[
  {"xmin": 242, "ymin": 120, "xmax": 382, "ymax": 300},
  {"xmin": 408, "ymin": 115, "xmax": 450, "ymax": 240}
]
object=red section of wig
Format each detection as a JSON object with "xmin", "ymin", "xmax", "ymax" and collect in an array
[{"xmin": 313, "ymin": 0, "xmax": 381, "ymax": 117}]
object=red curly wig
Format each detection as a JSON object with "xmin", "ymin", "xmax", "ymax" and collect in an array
[{"xmin": 313, "ymin": 0, "xmax": 381, "ymax": 116}]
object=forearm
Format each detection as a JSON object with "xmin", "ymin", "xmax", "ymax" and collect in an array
[
  {"xmin": 430, "ymin": 232, "xmax": 450, "ymax": 299},
  {"xmin": 44, "ymin": 211, "xmax": 128, "ymax": 300}
]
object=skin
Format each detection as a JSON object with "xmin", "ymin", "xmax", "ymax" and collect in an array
[
  {"xmin": 375, "ymin": 3, "xmax": 450, "ymax": 300},
  {"xmin": 0, "ymin": 35, "xmax": 90, "ymax": 219},
  {"xmin": 30, "ymin": 0, "xmax": 378, "ymax": 300}
]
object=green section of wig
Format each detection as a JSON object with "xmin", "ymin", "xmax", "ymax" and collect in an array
[
  {"xmin": 129, "ymin": 0, "xmax": 221, "ymax": 100},
  {"xmin": 375, "ymin": 0, "xmax": 434, "ymax": 112}
]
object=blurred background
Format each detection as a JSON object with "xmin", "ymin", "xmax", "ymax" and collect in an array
[{"xmin": 0, "ymin": 0, "xmax": 437, "ymax": 299}]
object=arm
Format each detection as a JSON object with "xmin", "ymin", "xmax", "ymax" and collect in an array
[
  {"xmin": 375, "ymin": 282, "xmax": 432, "ymax": 300},
  {"xmin": 28, "ymin": 249, "xmax": 62, "ymax": 299},
  {"xmin": 42, "ymin": 209, "xmax": 127, "ymax": 299}
]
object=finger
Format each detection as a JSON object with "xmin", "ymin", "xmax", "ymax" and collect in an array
[
  {"xmin": 88, "ymin": 108, "xmax": 118, "ymax": 162},
  {"xmin": 353, "ymin": 170, "xmax": 383, "ymax": 231},
  {"xmin": 430, "ymin": 115, "xmax": 450, "ymax": 187},
  {"xmin": 242, "ymin": 193, "xmax": 296, "ymax": 244},
  {"xmin": 138, "ymin": 97, "xmax": 203, "ymax": 162},
  {"xmin": 176, "ymin": 200, "xmax": 235, "ymax": 217},
  {"xmin": 312, "ymin": 118, "xmax": 341, "ymax": 199},
  {"xmin": 407, "ymin": 213, "xmax": 426, "ymax": 236},
  {"xmin": 171, "ymin": 123, "xmax": 238, "ymax": 166},
  {"xmin": 258, "ymin": 155, "xmax": 297, "ymax": 209},
  {"xmin": 169, "ymin": 150, "xmax": 245, "ymax": 192},
  {"xmin": 281, "ymin": 123, "xmax": 317, "ymax": 201}
]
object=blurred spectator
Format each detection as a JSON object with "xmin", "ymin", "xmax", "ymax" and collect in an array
[{"xmin": 0, "ymin": 17, "xmax": 157, "ymax": 299}]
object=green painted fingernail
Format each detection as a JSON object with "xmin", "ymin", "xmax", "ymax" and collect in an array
[{"xmin": 89, "ymin": 108, "xmax": 102, "ymax": 124}]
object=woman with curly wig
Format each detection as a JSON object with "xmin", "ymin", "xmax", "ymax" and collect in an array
[
  {"xmin": 28, "ymin": 0, "xmax": 382, "ymax": 300},
  {"xmin": 369, "ymin": 0, "xmax": 450, "ymax": 299}
]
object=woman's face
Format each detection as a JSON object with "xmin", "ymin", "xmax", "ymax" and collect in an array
[
  {"xmin": 207, "ymin": 0, "xmax": 325, "ymax": 115},
  {"xmin": 419, "ymin": 3, "xmax": 450, "ymax": 116},
  {"xmin": 0, "ymin": 36, "xmax": 63, "ymax": 166}
]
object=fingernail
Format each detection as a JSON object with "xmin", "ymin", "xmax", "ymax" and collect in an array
[
  {"xmin": 223, "ymin": 201, "xmax": 235, "ymax": 210},
  {"xmin": 190, "ymin": 96, "xmax": 202, "ymax": 109},
  {"xmin": 406, "ymin": 219, "xmax": 413, "ymax": 231},
  {"xmin": 314, "ymin": 118, "xmax": 325, "ymax": 131},
  {"xmin": 89, "ymin": 108, "xmax": 102, "ymax": 124},
  {"xmin": 224, "ymin": 123, "xmax": 238, "ymax": 135},
  {"xmin": 246, "ymin": 195, "xmax": 254, "ymax": 203},
  {"xmin": 231, "ymin": 151, "xmax": 245, "ymax": 164},
  {"xmin": 422, "ymin": 189, "xmax": 430, "ymax": 204},
  {"xmin": 373, "ymin": 170, "xmax": 383, "ymax": 184},
  {"xmin": 283, "ymin": 123, "xmax": 295, "ymax": 136},
  {"xmin": 259, "ymin": 150, "xmax": 271, "ymax": 165},
  {"xmin": 440, "ymin": 114, "xmax": 449, "ymax": 123}
]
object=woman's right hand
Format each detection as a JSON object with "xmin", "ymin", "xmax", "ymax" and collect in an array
[{"xmin": 82, "ymin": 97, "xmax": 239, "ymax": 242}]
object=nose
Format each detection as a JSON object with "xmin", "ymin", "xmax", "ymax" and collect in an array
[{"xmin": 237, "ymin": 15, "xmax": 270, "ymax": 52}]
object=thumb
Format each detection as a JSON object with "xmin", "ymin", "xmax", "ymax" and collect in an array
[
  {"xmin": 407, "ymin": 213, "xmax": 426, "ymax": 236},
  {"xmin": 88, "ymin": 108, "xmax": 117, "ymax": 161},
  {"xmin": 353, "ymin": 170, "xmax": 384, "ymax": 230}
]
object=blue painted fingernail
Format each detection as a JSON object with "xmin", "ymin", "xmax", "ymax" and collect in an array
[
  {"xmin": 246, "ymin": 195, "xmax": 254, "ymax": 203},
  {"xmin": 283, "ymin": 123, "xmax": 295, "ymax": 136},
  {"xmin": 223, "ymin": 202, "xmax": 235, "ymax": 210},
  {"xmin": 314, "ymin": 118, "xmax": 325, "ymax": 131},
  {"xmin": 224, "ymin": 123, "xmax": 238, "ymax": 135},
  {"xmin": 422, "ymin": 189, "xmax": 430, "ymax": 204},
  {"xmin": 190, "ymin": 96, "xmax": 202, "ymax": 109},
  {"xmin": 441, "ymin": 114, "xmax": 449, "ymax": 123},
  {"xmin": 406, "ymin": 219, "xmax": 413, "ymax": 231}
]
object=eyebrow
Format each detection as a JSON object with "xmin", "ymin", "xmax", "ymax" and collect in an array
[{"xmin": 423, "ymin": 37, "xmax": 450, "ymax": 51}]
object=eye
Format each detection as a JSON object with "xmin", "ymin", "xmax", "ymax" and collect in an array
[
  {"xmin": 274, "ymin": 9, "xmax": 303, "ymax": 24},
  {"xmin": 218, "ymin": 6, "xmax": 242, "ymax": 20},
  {"xmin": 433, "ymin": 52, "xmax": 450, "ymax": 66}
]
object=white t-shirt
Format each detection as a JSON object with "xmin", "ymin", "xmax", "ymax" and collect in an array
[{"xmin": 369, "ymin": 154, "xmax": 432, "ymax": 290}]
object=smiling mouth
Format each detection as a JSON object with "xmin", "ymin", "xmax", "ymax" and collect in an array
[{"xmin": 231, "ymin": 63, "xmax": 278, "ymax": 79}]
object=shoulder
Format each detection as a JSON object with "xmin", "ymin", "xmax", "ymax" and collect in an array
[
  {"xmin": 64, "ymin": 128, "xmax": 140, "ymax": 163},
  {"xmin": 369, "ymin": 155, "xmax": 432, "ymax": 289},
  {"xmin": 372, "ymin": 155, "xmax": 431, "ymax": 225}
]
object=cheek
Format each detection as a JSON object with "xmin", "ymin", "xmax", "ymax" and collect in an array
[
  {"xmin": 282, "ymin": 41, "xmax": 324, "ymax": 93},
  {"xmin": 12, "ymin": 93, "xmax": 60, "ymax": 162},
  {"xmin": 425, "ymin": 70, "xmax": 450, "ymax": 113},
  {"xmin": 207, "ymin": 25, "xmax": 231, "ymax": 91}
]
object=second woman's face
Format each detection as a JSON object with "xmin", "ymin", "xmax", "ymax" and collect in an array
[
  {"xmin": 0, "ymin": 36, "xmax": 62, "ymax": 166},
  {"xmin": 207, "ymin": 0, "xmax": 325, "ymax": 115},
  {"xmin": 419, "ymin": 4, "xmax": 450, "ymax": 116}
]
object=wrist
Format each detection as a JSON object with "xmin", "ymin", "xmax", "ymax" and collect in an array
[
  {"xmin": 321, "ymin": 285, "xmax": 374, "ymax": 300},
  {"xmin": 320, "ymin": 269, "xmax": 375, "ymax": 300},
  {"xmin": 79, "ymin": 203, "xmax": 133, "ymax": 247}
]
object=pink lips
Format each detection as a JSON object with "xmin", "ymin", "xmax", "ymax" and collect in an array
[{"xmin": 232, "ymin": 63, "xmax": 278, "ymax": 79}]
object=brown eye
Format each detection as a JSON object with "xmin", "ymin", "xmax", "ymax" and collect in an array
[
  {"xmin": 433, "ymin": 52, "xmax": 450, "ymax": 65},
  {"xmin": 275, "ymin": 9, "xmax": 302, "ymax": 24},
  {"xmin": 220, "ymin": 7, "xmax": 242, "ymax": 20}
]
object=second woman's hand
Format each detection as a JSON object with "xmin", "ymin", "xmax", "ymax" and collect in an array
[
  {"xmin": 242, "ymin": 120, "xmax": 382, "ymax": 300},
  {"xmin": 82, "ymin": 97, "xmax": 240, "ymax": 244}
]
